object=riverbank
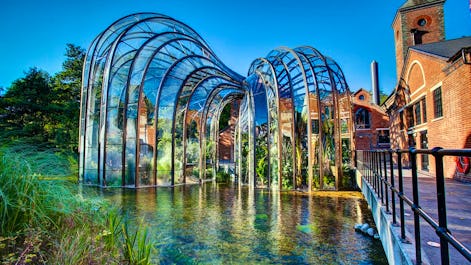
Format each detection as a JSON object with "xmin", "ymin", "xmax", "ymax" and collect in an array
[{"xmin": 0, "ymin": 144, "xmax": 153, "ymax": 264}]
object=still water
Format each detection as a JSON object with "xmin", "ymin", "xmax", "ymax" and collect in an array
[{"xmin": 100, "ymin": 183, "xmax": 387, "ymax": 264}]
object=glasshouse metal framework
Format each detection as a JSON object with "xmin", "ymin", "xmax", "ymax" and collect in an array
[{"xmin": 79, "ymin": 13, "xmax": 353, "ymax": 190}]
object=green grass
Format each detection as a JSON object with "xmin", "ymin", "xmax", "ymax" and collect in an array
[{"xmin": 0, "ymin": 143, "xmax": 155, "ymax": 264}]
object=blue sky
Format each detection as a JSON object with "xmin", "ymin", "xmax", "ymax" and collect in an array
[{"xmin": 1, "ymin": 0, "xmax": 470, "ymax": 95}]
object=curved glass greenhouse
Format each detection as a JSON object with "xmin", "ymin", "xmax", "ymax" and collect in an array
[{"xmin": 79, "ymin": 13, "xmax": 353, "ymax": 190}]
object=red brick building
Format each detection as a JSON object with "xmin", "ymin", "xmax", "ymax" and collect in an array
[
  {"xmin": 385, "ymin": 0, "xmax": 471, "ymax": 180},
  {"xmin": 218, "ymin": 100, "xmax": 240, "ymax": 162},
  {"xmin": 353, "ymin": 89, "xmax": 390, "ymax": 150}
]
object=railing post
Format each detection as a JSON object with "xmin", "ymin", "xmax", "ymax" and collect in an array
[
  {"xmin": 370, "ymin": 151, "xmax": 374, "ymax": 189},
  {"xmin": 397, "ymin": 150, "xmax": 407, "ymax": 241},
  {"xmin": 375, "ymin": 151, "xmax": 379, "ymax": 194},
  {"xmin": 410, "ymin": 147, "xmax": 422, "ymax": 264},
  {"xmin": 370, "ymin": 151, "xmax": 373, "ymax": 184},
  {"xmin": 376, "ymin": 152, "xmax": 380, "ymax": 193},
  {"xmin": 369, "ymin": 151, "xmax": 373, "ymax": 189},
  {"xmin": 373, "ymin": 151, "xmax": 376, "ymax": 190},
  {"xmin": 379, "ymin": 151, "xmax": 384, "ymax": 204},
  {"xmin": 354, "ymin": 149, "xmax": 358, "ymax": 168},
  {"xmin": 433, "ymin": 147, "xmax": 449, "ymax": 265},
  {"xmin": 389, "ymin": 149, "xmax": 396, "ymax": 224},
  {"xmin": 371, "ymin": 151, "xmax": 374, "ymax": 185},
  {"xmin": 357, "ymin": 150, "xmax": 360, "ymax": 170},
  {"xmin": 383, "ymin": 151, "xmax": 389, "ymax": 213}
]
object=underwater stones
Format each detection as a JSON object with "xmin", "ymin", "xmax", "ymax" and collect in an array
[
  {"xmin": 354, "ymin": 223, "xmax": 379, "ymax": 239},
  {"xmin": 366, "ymin": 227, "xmax": 375, "ymax": 237}
]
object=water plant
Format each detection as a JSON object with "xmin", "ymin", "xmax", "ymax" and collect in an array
[{"xmin": 122, "ymin": 222, "xmax": 153, "ymax": 265}]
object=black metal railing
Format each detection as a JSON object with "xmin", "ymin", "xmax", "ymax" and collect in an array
[{"xmin": 356, "ymin": 148, "xmax": 471, "ymax": 265}]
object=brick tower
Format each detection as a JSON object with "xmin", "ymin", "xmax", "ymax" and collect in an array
[{"xmin": 392, "ymin": 0, "xmax": 446, "ymax": 80}]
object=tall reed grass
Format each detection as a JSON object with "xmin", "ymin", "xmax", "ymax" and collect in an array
[{"xmin": 0, "ymin": 143, "xmax": 155, "ymax": 264}]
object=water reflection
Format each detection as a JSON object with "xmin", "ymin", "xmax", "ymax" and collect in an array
[{"xmin": 99, "ymin": 184, "xmax": 387, "ymax": 264}]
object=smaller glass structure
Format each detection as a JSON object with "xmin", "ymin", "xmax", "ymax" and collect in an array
[{"xmin": 79, "ymin": 13, "xmax": 353, "ymax": 190}]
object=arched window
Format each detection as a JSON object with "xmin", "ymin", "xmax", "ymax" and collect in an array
[
  {"xmin": 355, "ymin": 108, "xmax": 370, "ymax": 129},
  {"xmin": 359, "ymin": 94, "xmax": 365, "ymax": 101}
]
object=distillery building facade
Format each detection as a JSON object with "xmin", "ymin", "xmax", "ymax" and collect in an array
[{"xmin": 384, "ymin": 0, "xmax": 471, "ymax": 180}]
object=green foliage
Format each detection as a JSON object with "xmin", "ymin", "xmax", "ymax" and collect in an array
[
  {"xmin": 340, "ymin": 165, "xmax": 357, "ymax": 191},
  {"xmin": 205, "ymin": 167, "xmax": 214, "ymax": 179},
  {"xmin": 156, "ymin": 119, "xmax": 173, "ymax": 174},
  {"xmin": 256, "ymin": 156, "xmax": 267, "ymax": 185},
  {"xmin": 281, "ymin": 176, "xmax": 292, "ymax": 190},
  {"xmin": 0, "ymin": 144, "xmax": 88, "ymax": 263},
  {"xmin": 322, "ymin": 119, "xmax": 335, "ymax": 161},
  {"xmin": 0, "ymin": 145, "xmax": 73, "ymax": 235},
  {"xmin": 255, "ymin": 145, "xmax": 268, "ymax": 186},
  {"xmin": 281, "ymin": 137, "xmax": 293, "ymax": 190},
  {"xmin": 216, "ymin": 170, "xmax": 231, "ymax": 183},
  {"xmin": 342, "ymin": 139, "xmax": 352, "ymax": 165},
  {"xmin": 122, "ymin": 222, "xmax": 153, "ymax": 265},
  {"xmin": 218, "ymin": 103, "xmax": 232, "ymax": 131},
  {"xmin": 50, "ymin": 44, "xmax": 85, "ymax": 153},
  {"xmin": 240, "ymin": 133, "xmax": 249, "ymax": 182},
  {"xmin": 102, "ymin": 208, "xmax": 123, "ymax": 251},
  {"xmin": 0, "ymin": 44, "xmax": 85, "ymax": 153},
  {"xmin": 0, "ymin": 68, "xmax": 53, "ymax": 141},
  {"xmin": 186, "ymin": 139, "xmax": 200, "ymax": 165},
  {"xmin": 0, "ymin": 43, "xmax": 157, "ymax": 264},
  {"xmin": 0, "ymin": 144, "xmax": 155, "ymax": 264},
  {"xmin": 323, "ymin": 174, "xmax": 335, "ymax": 187}
]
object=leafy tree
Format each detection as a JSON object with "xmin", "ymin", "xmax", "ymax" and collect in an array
[
  {"xmin": 0, "ymin": 44, "xmax": 85, "ymax": 153},
  {"xmin": 50, "ymin": 44, "xmax": 85, "ymax": 152},
  {"xmin": 0, "ymin": 68, "xmax": 53, "ymax": 141}
]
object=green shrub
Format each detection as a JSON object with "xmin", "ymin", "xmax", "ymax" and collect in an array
[
  {"xmin": 0, "ymin": 145, "xmax": 73, "ymax": 235},
  {"xmin": 0, "ymin": 144, "xmax": 155, "ymax": 264},
  {"xmin": 340, "ymin": 166, "xmax": 357, "ymax": 191},
  {"xmin": 216, "ymin": 170, "xmax": 231, "ymax": 183},
  {"xmin": 205, "ymin": 167, "xmax": 213, "ymax": 179}
]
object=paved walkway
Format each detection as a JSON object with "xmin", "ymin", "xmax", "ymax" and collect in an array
[{"xmin": 388, "ymin": 170, "xmax": 471, "ymax": 265}]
